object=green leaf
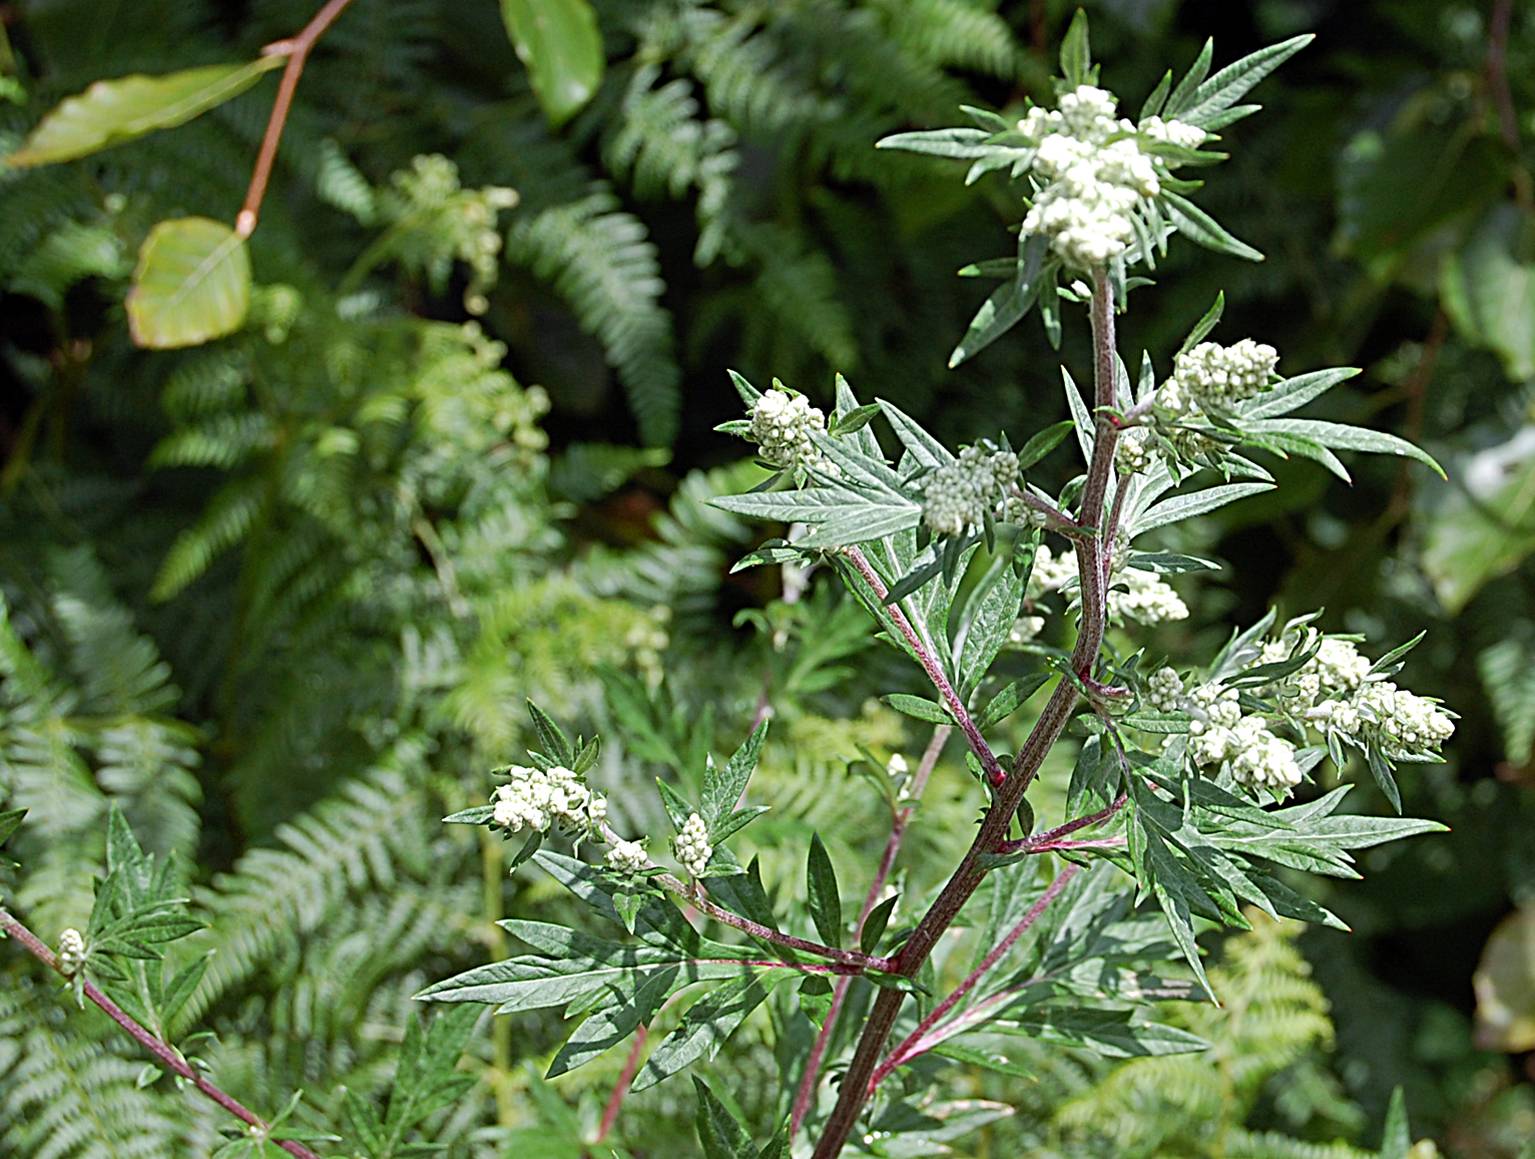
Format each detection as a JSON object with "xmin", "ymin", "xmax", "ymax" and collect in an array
[
  {"xmin": 1163, "ymin": 38, "xmax": 1214, "ymax": 118},
  {"xmin": 877, "ymin": 398, "xmax": 955, "ymax": 470},
  {"xmin": 1162, "ymin": 191, "xmax": 1264, "ymax": 262},
  {"xmin": 976, "ymin": 673, "xmax": 1051, "ymax": 730},
  {"xmin": 1176, "ymin": 35, "xmax": 1313, "ymax": 127},
  {"xmin": 1130, "ymin": 482, "xmax": 1272, "ymax": 536},
  {"xmin": 993, "ymin": 1007, "xmax": 1208, "ymax": 1059},
  {"xmin": 1015, "ymin": 420, "xmax": 1075, "ymax": 470},
  {"xmin": 442, "ymin": 805, "xmax": 495, "ymax": 825},
  {"xmin": 880, "ymin": 693, "xmax": 951, "ymax": 724},
  {"xmin": 126, "ymin": 218, "xmax": 251, "ymax": 349},
  {"xmin": 949, "ymin": 235, "xmax": 1047, "ymax": 367},
  {"xmin": 806, "ymin": 834, "xmax": 843, "ymax": 948},
  {"xmin": 526, "ymin": 701, "xmax": 578, "ymax": 767},
  {"xmin": 0, "ymin": 807, "xmax": 25, "ymax": 870},
  {"xmin": 694, "ymin": 1077, "xmax": 756, "ymax": 1159},
  {"xmin": 500, "ymin": 0, "xmax": 604, "ymax": 127},
  {"xmin": 1058, "ymin": 10, "xmax": 1092, "ymax": 87},
  {"xmin": 7, "ymin": 57, "xmax": 283, "ymax": 167},
  {"xmin": 874, "ymin": 127, "xmax": 992, "ymax": 159},
  {"xmin": 1240, "ymin": 367, "xmax": 1361, "ymax": 420},
  {"xmin": 862, "ymin": 895, "xmax": 899, "ymax": 954},
  {"xmin": 1380, "ymin": 1087, "xmax": 1413, "ymax": 1159},
  {"xmin": 1177, "ymin": 291, "xmax": 1225, "ymax": 356},
  {"xmin": 633, "ymin": 971, "xmax": 786, "ymax": 1090},
  {"xmin": 1245, "ymin": 418, "xmax": 1444, "ymax": 477},
  {"xmin": 701, "ymin": 721, "xmax": 768, "ymax": 833}
]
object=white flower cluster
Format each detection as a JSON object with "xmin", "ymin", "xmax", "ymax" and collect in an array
[
  {"xmin": 750, "ymin": 389, "xmax": 826, "ymax": 471},
  {"xmin": 921, "ymin": 446, "xmax": 1022, "ymax": 537},
  {"xmin": 674, "ymin": 812, "xmax": 713, "ymax": 877},
  {"xmin": 605, "ymin": 838, "xmax": 650, "ymax": 874},
  {"xmin": 1026, "ymin": 545, "xmax": 1188, "ymax": 626},
  {"xmin": 57, "ymin": 928, "xmax": 86, "ymax": 977},
  {"xmin": 490, "ymin": 764, "xmax": 607, "ymax": 839},
  {"xmin": 1161, "ymin": 339, "xmax": 1280, "ymax": 416},
  {"xmin": 1017, "ymin": 85, "xmax": 1203, "ymax": 270},
  {"xmin": 1308, "ymin": 681, "xmax": 1455, "ymax": 760},
  {"xmin": 1140, "ymin": 115, "xmax": 1209, "ymax": 149},
  {"xmin": 1145, "ymin": 666, "xmax": 1184, "ymax": 711},
  {"xmin": 1115, "ymin": 426, "xmax": 1154, "ymax": 475},
  {"xmin": 1186, "ymin": 683, "xmax": 1303, "ymax": 794}
]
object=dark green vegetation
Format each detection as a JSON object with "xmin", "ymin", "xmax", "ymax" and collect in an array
[{"xmin": 1, "ymin": 0, "xmax": 1532, "ymax": 1155}]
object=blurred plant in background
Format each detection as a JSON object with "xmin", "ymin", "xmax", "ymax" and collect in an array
[{"xmin": 0, "ymin": 0, "xmax": 1532, "ymax": 1155}]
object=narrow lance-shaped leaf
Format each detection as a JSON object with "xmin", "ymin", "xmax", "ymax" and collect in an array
[{"xmin": 806, "ymin": 834, "xmax": 843, "ymax": 948}]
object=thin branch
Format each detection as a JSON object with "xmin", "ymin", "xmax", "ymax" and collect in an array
[
  {"xmin": 593, "ymin": 1024, "xmax": 648, "ymax": 1146},
  {"xmin": 842, "ymin": 545, "xmax": 1005, "ymax": 786},
  {"xmin": 812, "ymin": 268, "xmax": 1127, "ymax": 1158},
  {"xmin": 1, "ymin": 909, "xmax": 322, "ymax": 1159},
  {"xmin": 790, "ymin": 725, "xmax": 951, "ymax": 1137},
  {"xmin": 237, "ymin": 0, "xmax": 358, "ymax": 237},
  {"xmin": 996, "ymin": 792, "xmax": 1128, "ymax": 855},
  {"xmin": 598, "ymin": 823, "xmax": 894, "ymax": 972},
  {"xmin": 868, "ymin": 863, "xmax": 1079, "ymax": 1088}
]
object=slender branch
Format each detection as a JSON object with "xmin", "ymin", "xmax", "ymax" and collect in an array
[
  {"xmin": 812, "ymin": 268, "xmax": 1126, "ymax": 1157},
  {"xmin": 1011, "ymin": 484, "xmax": 1094, "ymax": 540},
  {"xmin": 790, "ymin": 725, "xmax": 951, "ymax": 1137},
  {"xmin": 598, "ymin": 823, "xmax": 894, "ymax": 972},
  {"xmin": 1, "ymin": 910, "xmax": 322, "ymax": 1159},
  {"xmin": 996, "ymin": 792, "xmax": 1128, "ymax": 855},
  {"xmin": 593, "ymin": 1024, "xmax": 648, "ymax": 1146},
  {"xmin": 842, "ymin": 545, "xmax": 1005, "ymax": 786},
  {"xmin": 236, "ymin": 0, "xmax": 358, "ymax": 237},
  {"xmin": 867, "ymin": 863, "xmax": 1079, "ymax": 1089}
]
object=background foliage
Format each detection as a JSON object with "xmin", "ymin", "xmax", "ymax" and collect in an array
[{"xmin": 1, "ymin": 0, "xmax": 1533, "ymax": 1154}]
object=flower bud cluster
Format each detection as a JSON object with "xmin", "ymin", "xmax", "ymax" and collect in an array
[
  {"xmin": 57, "ymin": 928, "xmax": 86, "ymax": 977},
  {"xmin": 1308, "ymin": 681, "xmax": 1455, "ymax": 760},
  {"xmin": 750, "ymin": 389, "xmax": 827, "ymax": 472},
  {"xmin": 490, "ymin": 764, "xmax": 607, "ymax": 840},
  {"xmin": 1025, "ymin": 545, "xmax": 1188, "ymax": 626},
  {"xmin": 1145, "ymin": 666, "xmax": 1184, "ymax": 711},
  {"xmin": 605, "ymin": 838, "xmax": 650, "ymax": 874},
  {"xmin": 1016, "ymin": 86, "xmax": 1204, "ymax": 270},
  {"xmin": 1185, "ymin": 683, "xmax": 1303, "ymax": 794},
  {"xmin": 1162, "ymin": 340, "xmax": 1279, "ymax": 415},
  {"xmin": 673, "ymin": 812, "xmax": 713, "ymax": 878},
  {"xmin": 626, "ymin": 605, "xmax": 671, "ymax": 688},
  {"xmin": 921, "ymin": 446, "xmax": 1021, "ymax": 537},
  {"xmin": 1115, "ymin": 426, "xmax": 1154, "ymax": 475}
]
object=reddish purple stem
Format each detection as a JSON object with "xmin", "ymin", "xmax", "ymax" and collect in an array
[
  {"xmin": 1, "ymin": 909, "xmax": 322, "ymax": 1159},
  {"xmin": 868, "ymin": 863, "xmax": 1080, "ymax": 1088}
]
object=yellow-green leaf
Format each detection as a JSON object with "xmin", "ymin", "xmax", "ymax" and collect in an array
[
  {"xmin": 500, "ymin": 0, "xmax": 604, "ymax": 127},
  {"xmin": 7, "ymin": 57, "xmax": 283, "ymax": 168},
  {"xmin": 127, "ymin": 218, "xmax": 251, "ymax": 349}
]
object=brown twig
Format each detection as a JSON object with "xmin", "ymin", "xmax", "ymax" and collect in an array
[
  {"xmin": 812, "ymin": 269, "xmax": 1124, "ymax": 1158},
  {"xmin": 236, "ymin": 0, "xmax": 359, "ymax": 237},
  {"xmin": 1, "ymin": 909, "xmax": 323, "ymax": 1159},
  {"xmin": 790, "ymin": 725, "xmax": 951, "ymax": 1137}
]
